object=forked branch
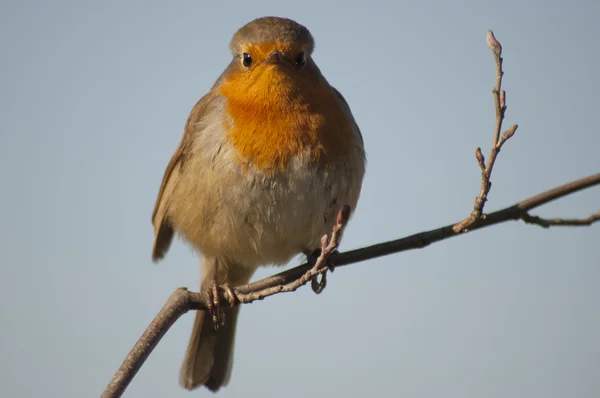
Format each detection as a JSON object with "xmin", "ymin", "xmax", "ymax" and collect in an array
[{"xmin": 454, "ymin": 30, "xmax": 518, "ymax": 233}]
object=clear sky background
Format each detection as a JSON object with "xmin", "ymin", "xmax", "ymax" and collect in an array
[{"xmin": 1, "ymin": 0, "xmax": 599, "ymax": 397}]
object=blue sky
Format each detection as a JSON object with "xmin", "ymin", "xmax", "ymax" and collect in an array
[{"xmin": 1, "ymin": 1, "xmax": 599, "ymax": 397}]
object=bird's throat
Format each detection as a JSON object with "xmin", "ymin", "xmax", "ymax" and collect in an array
[{"xmin": 219, "ymin": 67, "xmax": 351, "ymax": 171}]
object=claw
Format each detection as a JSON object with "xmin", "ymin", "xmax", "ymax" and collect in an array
[
  {"xmin": 205, "ymin": 281, "xmax": 225, "ymax": 329},
  {"xmin": 311, "ymin": 272, "xmax": 327, "ymax": 294},
  {"xmin": 307, "ymin": 248, "xmax": 335, "ymax": 294},
  {"xmin": 212, "ymin": 283, "xmax": 220, "ymax": 309},
  {"xmin": 223, "ymin": 283, "xmax": 237, "ymax": 307},
  {"xmin": 204, "ymin": 286, "xmax": 219, "ymax": 327},
  {"xmin": 204, "ymin": 280, "xmax": 238, "ymax": 329}
]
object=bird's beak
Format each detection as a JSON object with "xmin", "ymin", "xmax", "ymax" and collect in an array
[{"xmin": 263, "ymin": 50, "xmax": 283, "ymax": 65}]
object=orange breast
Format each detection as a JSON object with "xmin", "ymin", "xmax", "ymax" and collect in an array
[{"xmin": 219, "ymin": 63, "xmax": 353, "ymax": 171}]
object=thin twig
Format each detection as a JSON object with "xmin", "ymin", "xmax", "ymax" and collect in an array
[
  {"xmin": 454, "ymin": 30, "xmax": 517, "ymax": 233},
  {"xmin": 521, "ymin": 211, "xmax": 600, "ymax": 228}
]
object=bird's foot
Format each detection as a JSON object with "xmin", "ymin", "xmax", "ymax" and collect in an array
[{"xmin": 205, "ymin": 281, "xmax": 238, "ymax": 329}]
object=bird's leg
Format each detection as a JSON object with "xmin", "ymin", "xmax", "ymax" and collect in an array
[
  {"xmin": 204, "ymin": 283, "xmax": 219, "ymax": 328},
  {"xmin": 204, "ymin": 259, "xmax": 240, "ymax": 329},
  {"xmin": 204, "ymin": 259, "xmax": 225, "ymax": 329}
]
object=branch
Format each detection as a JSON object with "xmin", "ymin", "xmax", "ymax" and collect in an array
[
  {"xmin": 236, "ymin": 172, "xmax": 600, "ymax": 292},
  {"xmin": 102, "ymin": 172, "xmax": 600, "ymax": 398},
  {"xmin": 102, "ymin": 206, "xmax": 351, "ymax": 398},
  {"xmin": 454, "ymin": 30, "xmax": 517, "ymax": 233},
  {"xmin": 102, "ymin": 30, "xmax": 600, "ymax": 398},
  {"xmin": 521, "ymin": 211, "xmax": 600, "ymax": 228}
]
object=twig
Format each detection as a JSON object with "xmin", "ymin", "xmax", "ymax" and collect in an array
[
  {"xmin": 454, "ymin": 30, "xmax": 517, "ymax": 233},
  {"xmin": 521, "ymin": 211, "xmax": 600, "ymax": 228}
]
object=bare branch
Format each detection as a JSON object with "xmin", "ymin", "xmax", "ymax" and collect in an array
[
  {"xmin": 521, "ymin": 211, "xmax": 600, "ymax": 228},
  {"xmin": 102, "ymin": 172, "xmax": 600, "ymax": 398},
  {"xmin": 102, "ymin": 287, "xmax": 205, "ymax": 398},
  {"xmin": 454, "ymin": 31, "xmax": 517, "ymax": 233}
]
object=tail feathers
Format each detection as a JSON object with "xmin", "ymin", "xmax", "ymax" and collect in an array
[
  {"xmin": 180, "ymin": 260, "xmax": 256, "ymax": 391},
  {"xmin": 180, "ymin": 306, "xmax": 240, "ymax": 391}
]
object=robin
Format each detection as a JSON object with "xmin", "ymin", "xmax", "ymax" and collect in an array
[{"xmin": 151, "ymin": 16, "xmax": 366, "ymax": 391}]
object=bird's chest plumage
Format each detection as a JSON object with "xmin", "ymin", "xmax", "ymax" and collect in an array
[
  {"xmin": 171, "ymin": 149, "xmax": 361, "ymax": 268},
  {"xmin": 169, "ymin": 83, "xmax": 364, "ymax": 268},
  {"xmin": 231, "ymin": 154, "xmax": 350, "ymax": 262}
]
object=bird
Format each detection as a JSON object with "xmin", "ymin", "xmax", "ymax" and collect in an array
[{"xmin": 151, "ymin": 16, "xmax": 366, "ymax": 392}]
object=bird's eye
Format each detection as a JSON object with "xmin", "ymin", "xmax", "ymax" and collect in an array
[
  {"xmin": 242, "ymin": 53, "xmax": 253, "ymax": 68},
  {"xmin": 295, "ymin": 52, "xmax": 306, "ymax": 66}
]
